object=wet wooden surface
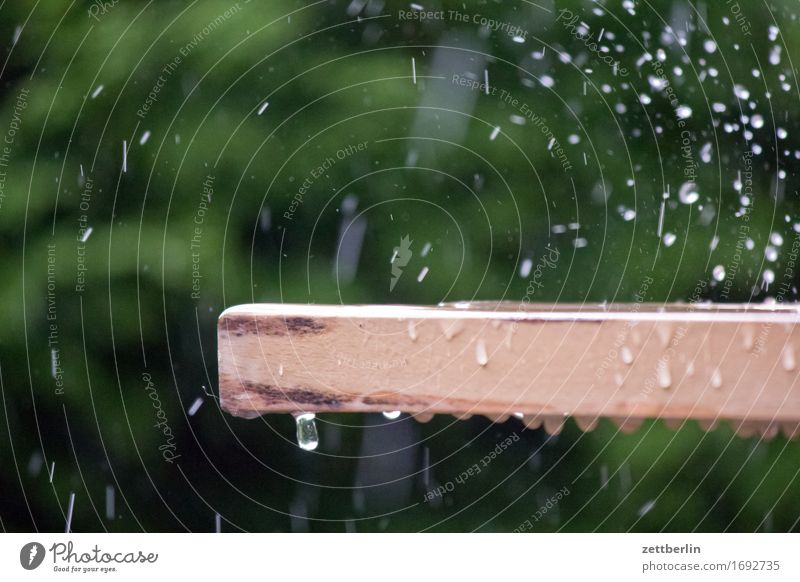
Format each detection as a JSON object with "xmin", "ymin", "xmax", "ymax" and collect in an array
[{"xmin": 218, "ymin": 303, "xmax": 800, "ymax": 437}]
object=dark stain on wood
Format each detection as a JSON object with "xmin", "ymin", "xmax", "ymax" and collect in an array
[
  {"xmin": 220, "ymin": 315, "xmax": 326, "ymax": 337},
  {"xmin": 241, "ymin": 381, "xmax": 353, "ymax": 408},
  {"xmin": 362, "ymin": 394, "xmax": 429, "ymax": 407}
]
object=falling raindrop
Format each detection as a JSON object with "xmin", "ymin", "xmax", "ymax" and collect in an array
[
  {"xmin": 762, "ymin": 269, "xmax": 775, "ymax": 290},
  {"xmin": 675, "ymin": 105, "xmax": 692, "ymax": 119},
  {"xmin": 105, "ymin": 485, "xmax": 115, "ymax": 521},
  {"xmin": 519, "ymin": 258, "xmax": 533, "ymax": 277},
  {"xmin": 733, "ymin": 84, "xmax": 750, "ymax": 100},
  {"xmin": 638, "ymin": 500, "xmax": 656, "ymax": 517},
  {"xmin": 187, "ymin": 397, "xmax": 203, "ymax": 416},
  {"xmin": 712, "ymin": 265, "xmax": 726, "ymax": 282},
  {"xmin": 65, "ymin": 492, "xmax": 76, "ymax": 533},
  {"xmin": 678, "ymin": 181, "xmax": 699, "ymax": 204},
  {"xmin": 293, "ymin": 412, "xmax": 319, "ymax": 451}
]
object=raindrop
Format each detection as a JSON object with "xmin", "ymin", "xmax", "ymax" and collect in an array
[
  {"xmin": 762, "ymin": 269, "xmax": 775, "ymax": 290},
  {"xmin": 733, "ymin": 84, "xmax": 750, "ymax": 100},
  {"xmin": 657, "ymin": 360, "xmax": 671, "ymax": 389},
  {"xmin": 294, "ymin": 412, "xmax": 319, "ymax": 451},
  {"xmin": 710, "ymin": 368, "xmax": 723, "ymax": 389},
  {"xmin": 675, "ymin": 105, "xmax": 693, "ymax": 119},
  {"xmin": 475, "ymin": 339, "xmax": 489, "ymax": 366},
  {"xmin": 105, "ymin": 485, "xmax": 115, "ymax": 521},
  {"xmin": 638, "ymin": 500, "xmax": 656, "ymax": 517},
  {"xmin": 573, "ymin": 237, "xmax": 588, "ymax": 248},
  {"xmin": 678, "ymin": 181, "xmax": 699, "ymax": 204},
  {"xmin": 782, "ymin": 345, "xmax": 796, "ymax": 372},
  {"xmin": 382, "ymin": 411, "xmax": 401, "ymax": 420},
  {"xmin": 663, "ymin": 233, "xmax": 677, "ymax": 247},
  {"xmin": 187, "ymin": 397, "xmax": 203, "ymax": 416},
  {"xmin": 712, "ymin": 265, "xmax": 726, "ymax": 282},
  {"xmin": 621, "ymin": 346, "xmax": 634, "ymax": 365},
  {"xmin": 65, "ymin": 492, "xmax": 76, "ymax": 533}
]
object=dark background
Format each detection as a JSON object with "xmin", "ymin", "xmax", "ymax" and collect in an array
[{"xmin": 1, "ymin": 0, "xmax": 799, "ymax": 532}]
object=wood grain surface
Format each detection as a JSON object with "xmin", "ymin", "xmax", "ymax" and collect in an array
[{"xmin": 218, "ymin": 303, "xmax": 800, "ymax": 437}]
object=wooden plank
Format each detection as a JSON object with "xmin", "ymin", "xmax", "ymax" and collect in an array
[{"xmin": 218, "ymin": 303, "xmax": 800, "ymax": 437}]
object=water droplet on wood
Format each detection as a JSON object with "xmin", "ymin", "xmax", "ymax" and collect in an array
[
  {"xmin": 621, "ymin": 346, "xmax": 634, "ymax": 365},
  {"xmin": 475, "ymin": 339, "xmax": 489, "ymax": 366},
  {"xmin": 782, "ymin": 345, "xmax": 796, "ymax": 371},
  {"xmin": 657, "ymin": 360, "xmax": 672, "ymax": 389}
]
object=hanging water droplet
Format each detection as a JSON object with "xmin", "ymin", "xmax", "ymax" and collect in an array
[
  {"xmin": 475, "ymin": 338, "xmax": 489, "ymax": 366},
  {"xmin": 382, "ymin": 410, "xmax": 401, "ymax": 420},
  {"xmin": 293, "ymin": 412, "xmax": 319, "ymax": 451},
  {"xmin": 782, "ymin": 345, "xmax": 796, "ymax": 371}
]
